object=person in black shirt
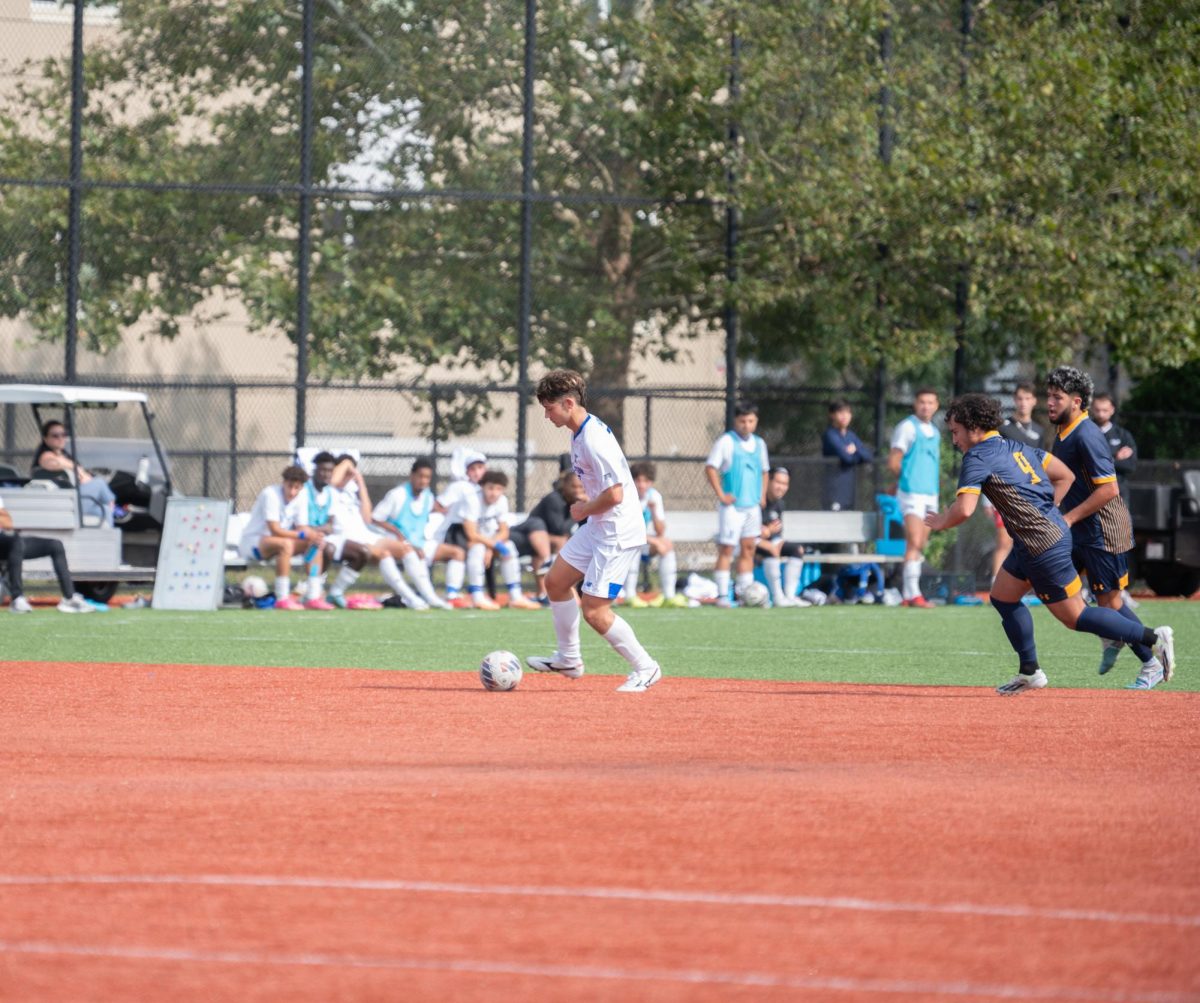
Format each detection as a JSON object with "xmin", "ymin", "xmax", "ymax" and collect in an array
[
  {"xmin": 821, "ymin": 400, "xmax": 873, "ymax": 511},
  {"xmin": 756, "ymin": 466, "xmax": 810, "ymax": 607},
  {"xmin": 1090, "ymin": 393, "xmax": 1137, "ymax": 492},
  {"xmin": 508, "ymin": 470, "xmax": 584, "ymax": 604}
]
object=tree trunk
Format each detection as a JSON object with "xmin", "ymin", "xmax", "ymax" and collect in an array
[{"xmin": 586, "ymin": 203, "xmax": 638, "ymax": 447}]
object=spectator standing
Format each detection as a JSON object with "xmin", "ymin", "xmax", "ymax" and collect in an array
[
  {"xmin": 887, "ymin": 389, "xmax": 941, "ymax": 608},
  {"xmin": 821, "ymin": 400, "xmax": 874, "ymax": 511},
  {"xmin": 1090, "ymin": 393, "xmax": 1138, "ymax": 493}
]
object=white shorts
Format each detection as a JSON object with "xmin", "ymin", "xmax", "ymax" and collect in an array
[
  {"xmin": 896, "ymin": 490, "xmax": 939, "ymax": 519},
  {"xmin": 326, "ymin": 528, "xmax": 382, "ymax": 562},
  {"xmin": 716, "ymin": 504, "xmax": 762, "ymax": 547},
  {"xmin": 557, "ymin": 522, "xmax": 643, "ymax": 600}
]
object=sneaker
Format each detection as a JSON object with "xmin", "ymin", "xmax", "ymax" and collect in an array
[
  {"xmin": 448, "ymin": 595, "xmax": 472, "ymax": 609},
  {"xmin": 507, "ymin": 595, "xmax": 542, "ymax": 611},
  {"xmin": 1098, "ymin": 638, "xmax": 1124, "ymax": 675},
  {"xmin": 471, "ymin": 595, "xmax": 501, "ymax": 611},
  {"xmin": 646, "ymin": 594, "xmax": 665, "ymax": 608},
  {"xmin": 1152, "ymin": 626, "xmax": 1175, "ymax": 683},
  {"xmin": 715, "ymin": 597, "xmax": 735, "ymax": 608},
  {"xmin": 346, "ymin": 595, "xmax": 383, "ymax": 610},
  {"xmin": 423, "ymin": 596, "xmax": 452, "ymax": 610},
  {"xmin": 663, "ymin": 594, "xmax": 689, "ymax": 608},
  {"xmin": 616, "ymin": 664, "xmax": 662, "ymax": 692},
  {"xmin": 1126, "ymin": 661, "xmax": 1165, "ymax": 690},
  {"xmin": 903, "ymin": 596, "xmax": 935, "ymax": 608},
  {"xmin": 534, "ymin": 594, "xmax": 552, "ymax": 607},
  {"xmin": 406, "ymin": 596, "xmax": 431, "ymax": 611},
  {"xmin": 526, "ymin": 654, "xmax": 585, "ymax": 680},
  {"xmin": 773, "ymin": 594, "xmax": 798, "ymax": 608},
  {"xmin": 56, "ymin": 594, "xmax": 94, "ymax": 613},
  {"xmin": 303, "ymin": 597, "xmax": 335, "ymax": 611},
  {"xmin": 625, "ymin": 594, "xmax": 650, "ymax": 609},
  {"xmin": 274, "ymin": 596, "xmax": 305, "ymax": 610},
  {"xmin": 995, "ymin": 669, "xmax": 1048, "ymax": 695},
  {"xmin": 10, "ymin": 595, "xmax": 32, "ymax": 613},
  {"xmin": 327, "ymin": 592, "xmax": 349, "ymax": 609}
]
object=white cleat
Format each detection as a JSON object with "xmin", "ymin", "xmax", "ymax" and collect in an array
[
  {"xmin": 10, "ymin": 595, "xmax": 33, "ymax": 613},
  {"xmin": 56, "ymin": 594, "xmax": 94, "ymax": 614},
  {"xmin": 526, "ymin": 654, "xmax": 585, "ymax": 680},
  {"xmin": 1125, "ymin": 661, "xmax": 1165, "ymax": 690},
  {"xmin": 995, "ymin": 669, "xmax": 1048, "ymax": 695},
  {"xmin": 1098, "ymin": 638, "xmax": 1124, "ymax": 675},
  {"xmin": 616, "ymin": 665, "xmax": 662, "ymax": 693},
  {"xmin": 1152, "ymin": 626, "xmax": 1175, "ymax": 683}
]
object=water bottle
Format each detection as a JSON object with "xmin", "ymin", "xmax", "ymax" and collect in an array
[{"xmin": 136, "ymin": 455, "xmax": 150, "ymax": 486}]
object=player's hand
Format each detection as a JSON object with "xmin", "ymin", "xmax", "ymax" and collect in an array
[
  {"xmin": 718, "ymin": 492, "xmax": 735, "ymax": 506},
  {"xmin": 570, "ymin": 500, "xmax": 589, "ymax": 522},
  {"xmin": 1116, "ymin": 446, "xmax": 1133, "ymax": 460},
  {"xmin": 923, "ymin": 511, "xmax": 942, "ymax": 531}
]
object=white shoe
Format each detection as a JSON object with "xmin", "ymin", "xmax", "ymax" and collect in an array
[
  {"xmin": 616, "ymin": 664, "xmax": 662, "ymax": 692},
  {"xmin": 425, "ymin": 596, "xmax": 451, "ymax": 610},
  {"xmin": 773, "ymin": 594, "xmax": 797, "ymax": 608},
  {"xmin": 526, "ymin": 654, "xmax": 585, "ymax": 679},
  {"xmin": 1098, "ymin": 638, "xmax": 1124, "ymax": 675},
  {"xmin": 10, "ymin": 595, "xmax": 33, "ymax": 613},
  {"xmin": 1152, "ymin": 627, "xmax": 1175, "ymax": 683},
  {"xmin": 995, "ymin": 669, "xmax": 1047, "ymax": 694},
  {"xmin": 406, "ymin": 596, "xmax": 431, "ymax": 611},
  {"xmin": 57, "ymin": 594, "xmax": 94, "ymax": 614},
  {"xmin": 1126, "ymin": 660, "xmax": 1165, "ymax": 690},
  {"xmin": 714, "ymin": 597, "xmax": 734, "ymax": 608}
]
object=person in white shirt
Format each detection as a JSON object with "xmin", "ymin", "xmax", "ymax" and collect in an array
[
  {"xmin": 237, "ymin": 465, "xmax": 326, "ymax": 609},
  {"xmin": 623, "ymin": 461, "xmax": 685, "ymax": 608},
  {"xmin": 526, "ymin": 370, "xmax": 662, "ymax": 693},
  {"xmin": 461, "ymin": 470, "xmax": 540, "ymax": 610},
  {"xmin": 432, "ymin": 450, "xmax": 487, "ymax": 606},
  {"xmin": 369, "ymin": 456, "xmax": 449, "ymax": 609}
]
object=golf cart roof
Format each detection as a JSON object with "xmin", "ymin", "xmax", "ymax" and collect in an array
[{"xmin": 0, "ymin": 384, "xmax": 148, "ymax": 406}]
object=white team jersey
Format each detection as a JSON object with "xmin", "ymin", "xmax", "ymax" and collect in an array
[
  {"xmin": 435, "ymin": 479, "xmax": 481, "ymax": 539},
  {"xmin": 240, "ymin": 484, "xmax": 309, "ymax": 550},
  {"xmin": 475, "ymin": 494, "xmax": 509, "ymax": 538},
  {"xmin": 705, "ymin": 432, "xmax": 769, "ymax": 474},
  {"xmin": 570, "ymin": 414, "xmax": 645, "ymax": 548},
  {"xmin": 642, "ymin": 486, "xmax": 666, "ymax": 535},
  {"xmin": 331, "ymin": 480, "xmax": 373, "ymax": 537}
]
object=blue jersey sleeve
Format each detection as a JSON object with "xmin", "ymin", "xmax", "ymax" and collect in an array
[
  {"xmin": 1078, "ymin": 422, "xmax": 1118, "ymax": 486},
  {"xmin": 957, "ymin": 449, "xmax": 987, "ymax": 495}
]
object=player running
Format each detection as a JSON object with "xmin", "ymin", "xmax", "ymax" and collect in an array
[
  {"xmin": 526, "ymin": 369, "xmax": 662, "ymax": 692},
  {"xmin": 925, "ymin": 393, "xmax": 1174, "ymax": 695}
]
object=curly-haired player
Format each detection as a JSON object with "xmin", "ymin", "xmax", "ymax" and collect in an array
[{"xmin": 925, "ymin": 393, "xmax": 1174, "ymax": 694}]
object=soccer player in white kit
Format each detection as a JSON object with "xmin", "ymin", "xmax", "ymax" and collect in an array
[{"xmin": 526, "ymin": 370, "xmax": 662, "ymax": 692}]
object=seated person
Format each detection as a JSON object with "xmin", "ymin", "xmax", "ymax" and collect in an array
[
  {"xmin": 832, "ymin": 562, "xmax": 886, "ymax": 604},
  {"xmin": 507, "ymin": 469, "xmax": 583, "ymax": 604},
  {"xmin": 32, "ymin": 420, "xmax": 119, "ymax": 527},
  {"xmin": 756, "ymin": 465, "xmax": 809, "ymax": 607},
  {"xmin": 623, "ymin": 462, "xmax": 685, "ymax": 608},
  {"xmin": 368, "ymin": 456, "xmax": 449, "ymax": 609},
  {"xmin": 463, "ymin": 470, "xmax": 540, "ymax": 610},
  {"xmin": 237, "ymin": 465, "xmax": 326, "ymax": 610},
  {"xmin": 0, "ymin": 496, "xmax": 93, "ymax": 612},
  {"xmin": 432, "ymin": 450, "xmax": 487, "ymax": 607}
]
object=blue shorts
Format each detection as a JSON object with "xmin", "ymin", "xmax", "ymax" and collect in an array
[
  {"xmin": 1071, "ymin": 545, "xmax": 1129, "ymax": 595},
  {"xmin": 1002, "ymin": 539, "xmax": 1083, "ymax": 605}
]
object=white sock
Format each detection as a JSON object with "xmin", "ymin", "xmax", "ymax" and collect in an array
[
  {"xmin": 501, "ymin": 554, "xmax": 523, "ymax": 594},
  {"xmin": 404, "ymin": 552, "xmax": 441, "ymax": 604},
  {"xmin": 763, "ymin": 557, "xmax": 783, "ymax": 600},
  {"xmin": 445, "ymin": 559, "xmax": 465, "ymax": 595},
  {"xmin": 305, "ymin": 573, "xmax": 324, "ymax": 601},
  {"xmin": 735, "ymin": 572, "xmax": 753, "ymax": 596},
  {"xmin": 783, "ymin": 557, "xmax": 804, "ymax": 599},
  {"xmin": 330, "ymin": 565, "xmax": 359, "ymax": 596},
  {"xmin": 603, "ymin": 615, "xmax": 657, "ymax": 672},
  {"xmin": 903, "ymin": 559, "xmax": 922, "ymax": 600},
  {"xmin": 551, "ymin": 598, "xmax": 582, "ymax": 663},
  {"xmin": 715, "ymin": 569, "xmax": 730, "ymax": 601},
  {"xmin": 658, "ymin": 550, "xmax": 677, "ymax": 599},
  {"xmin": 625, "ymin": 567, "xmax": 640, "ymax": 600},
  {"xmin": 466, "ymin": 544, "xmax": 486, "ymax": 589},
  {"xmin": 379, "ymin": 555, "xmax": 421, "ymax": 605},
  {"xmin": 274, "ymin": 576, "xmax": 290, "ymax": 600}
]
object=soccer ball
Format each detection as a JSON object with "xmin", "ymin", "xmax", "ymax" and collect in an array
[
  {"xmin": 242, "ymin": 574, "xmax": 269, "ymax": 599},
  {"xmin": 740, "ymin": 581, "xmax": 770, "ymax": 607},
  {"xmin": 480, "ymin": 650, "xmax": 523, "ymax": 691}
]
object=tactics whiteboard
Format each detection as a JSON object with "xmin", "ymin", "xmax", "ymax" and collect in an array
[{"xmin": 152, "ymin": 496, "xmax": 231, "ymax": 611}]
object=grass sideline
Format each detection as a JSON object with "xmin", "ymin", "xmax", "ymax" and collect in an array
[{"xmin": 3, "ymin": 600, "xmax": 1195, "ymax": 690}]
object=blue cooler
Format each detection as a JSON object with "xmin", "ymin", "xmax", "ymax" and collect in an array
[{"xmin": 875, "ymin": 493, "xmax": 906, "ymax": 556}]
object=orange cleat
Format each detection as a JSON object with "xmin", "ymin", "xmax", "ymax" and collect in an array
[
  {"xmin": 472, "ymin": 595, "xmax": 502, "ymax": 610},
  {"xmin": 507, "ymin": 595, "xmax": 542, "ymax": 611},
  {"xmin": 903, "ymin": 595, "xmax": 935, "ymax": 608}
]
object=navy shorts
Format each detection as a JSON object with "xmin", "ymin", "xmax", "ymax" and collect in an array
[
  {"xmin": 1072, "ymin": 545, "xmax": 1129, "ymax": 595},
  {"xmin": 1002, "ymin": 538, "xmax": 1083, "ymax": 604}
]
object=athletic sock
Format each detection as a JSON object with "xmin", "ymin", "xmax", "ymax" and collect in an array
[
  {"xmin": 445, "ymin": 558, "xmax": 465, "ymax": 596},
  {"xmin": 274, "ymin": 575, "xmax": 290, "ymax": 601},
  {"xmin": 603, "ymin": 615, "xmax": 657, "ymax": 672},
  {"xmin": 763, "ymin": 557, "xmax": 783, "ymax": 600},
  {"xmin": 403, "ymin": 552, "xmax": 441, "ymax": 604},
  {"xmin": 783, "ymin": 556, "xmax": 804, "ymax": 600},
  {"xmin": 714, "ymin": 568, "xmax": 730, "ymax": 602},
  {"xmin": 465, "ymin": 543, "xmax": 486, "ymax": 589},
  {"xmin": 550, "ymin": 598, "xmax": 581, "ymax": 663},
  {"xmin": 735, "ymin": 572, "xmax": 753, "ymax": 599},
  {"xmin": 1114, "ymin": 601, "xmax": 1155, "ymax": 662},
  {"xmin": 903, "ymin": 560, "xmax": 922, "ymax": 600},
  {"xmin": 1075, "ymin": 606, "xmax": 1157, "ymax": 647},
  {"xmin": 331, "ymin": 565, "xmax": 359, "ymax": 596},
  {"xmin": 625, "ymin": 567, "xmax": 640, "ymax": 600},
  {"xmin": 379, "ymin": 555, "xmax": 421, "ymax": 605},
  {"xmin": 658, "ymin": 549, "xmax": 678, "ymax": 599},
  {"xmin": 990, "ymin": 597, "xmax": 1038, "ymax": 666},
  {"xmin": 501, "ymin": 554, "xmax": 523, "ymax": 594}
]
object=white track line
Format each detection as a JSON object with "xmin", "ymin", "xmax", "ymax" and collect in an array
[
  {"xmin": 1, "ymin": 874, "xmax": 1196, "ymax": 929},
  {"xmin": 0, "ymin": 939, "xmax": 1193, "ymax": 1002}
]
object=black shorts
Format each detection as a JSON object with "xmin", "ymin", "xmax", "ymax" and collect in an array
[
  {"xmin": 755, "ymin": 539, "xmax": 804, "ymax": 561},
  {"xmin": 508, "ymin": 517, "xmax": 547, "ymax": 558},
  {"xmin": 443, "ymin": 523, "xmax": 468, "ymax": 549}
]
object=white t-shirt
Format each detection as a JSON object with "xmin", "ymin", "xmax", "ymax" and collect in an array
[
  {"xmin": 570, "ymin": 414, "xmax": 645, "ymax": 549},
  {"xmin": 240, "ymin": 484, "xmax": 309, "ymax": 550},
  {"xmin": 705, "ymin": 433, "xmax": 770, "ymax": 475},
  {"xmin": 474, "ymin": 494, "xmax": 510, "ymax": 538},
  {"xmin": 330, "ymin": 480, "xmax": 373, "ymax": 538},
  {"xmin": 373, "ymin": 484, "xmax": 434, "ymax": 526},
  {"xmin": 641, "ymin": 486, "xmax": 666, "ymax": 535},
  {"xmin": 435, "ymin": 479, "xmax": 481, "ymax": 538},
  {"xmin": 890, "ymin": 417, "xmax": 938, "ymax": 454}
]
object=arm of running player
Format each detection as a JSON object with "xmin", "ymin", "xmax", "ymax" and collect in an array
[
  {"xmin": 1043, "ymin": 454, "xmax": 1075, "ymax": 508},
  {"xmin": 705, "ymin": 465, "xmax": 734, "ymax": 505},
  {"xmin": 571, "ymin": 483, "xmax": 622, "ymax": 522},
  {"xmin": 1061, "ymin": 474, "xmax": 1115, "ymax": 526},
  {"xmin": 924, "ymin": 490, "xmax": 978, "ymax": 532}
]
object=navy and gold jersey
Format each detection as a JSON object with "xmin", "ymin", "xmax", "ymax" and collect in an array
[
  {"xmin": 957, "ymin": 432, "xmax": 1067, "ymax": 557},
  {"xmin": 1051, "ymin": 413, "xmax": 1133, "ymax": 554}
]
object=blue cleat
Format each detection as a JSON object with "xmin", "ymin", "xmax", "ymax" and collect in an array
[{"xmin": 1098, "ymin": 639, "xmax": 1124, "ymax": 675}]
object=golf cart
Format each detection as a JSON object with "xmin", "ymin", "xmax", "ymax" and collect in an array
[
  {"xmin": 0, "ymin": 384, "xmax": 172, "ymax": 601},
  {"xmin": 1128, "ymin": 470, "xmax": 1200, "ymax": 597}
]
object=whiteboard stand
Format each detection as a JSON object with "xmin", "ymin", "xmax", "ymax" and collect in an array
[{"xmin": 151, "ymin": 497, "xmax": 231, "ymax": 611}]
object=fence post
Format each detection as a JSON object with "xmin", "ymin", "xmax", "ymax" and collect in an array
[
  {"xmin": 515, "ymin": 0, "xmax": 537, "ymax": 512},
  {"xmin": 723, "ymin": 24, "xmax": 741, "ymax": 430},
  {"xmin": 229, "ymin": 384, "xmax": 238, "ymax": 509},
  {"xmin": 294, "ymin": 0, "xmax": 315, "ymax": 450},
  {"xmin": 64, "ymin": 0, "xmax": 86, "ymax": 384}
]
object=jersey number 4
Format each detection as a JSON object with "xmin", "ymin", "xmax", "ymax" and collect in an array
[{"xmin": 1012, "ymin": 451, "xmax": 1042, "ymax": 485}]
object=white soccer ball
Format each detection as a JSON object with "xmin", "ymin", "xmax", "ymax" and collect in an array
[
  {"xmin": 740, "ymin": 581, "xmax": 770, "ymax": 607},
  {"xmin": 242, "ymin": 574, "xmax": 269, "ymax": 599},
  {"xmin": 480, "ymin": 650, "xmax": 523, "ymax": 691}
]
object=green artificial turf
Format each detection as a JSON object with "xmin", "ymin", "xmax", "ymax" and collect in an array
[{"xmin": 4, "ymin": 600, "xmax": 1196, "ymax": 691}]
